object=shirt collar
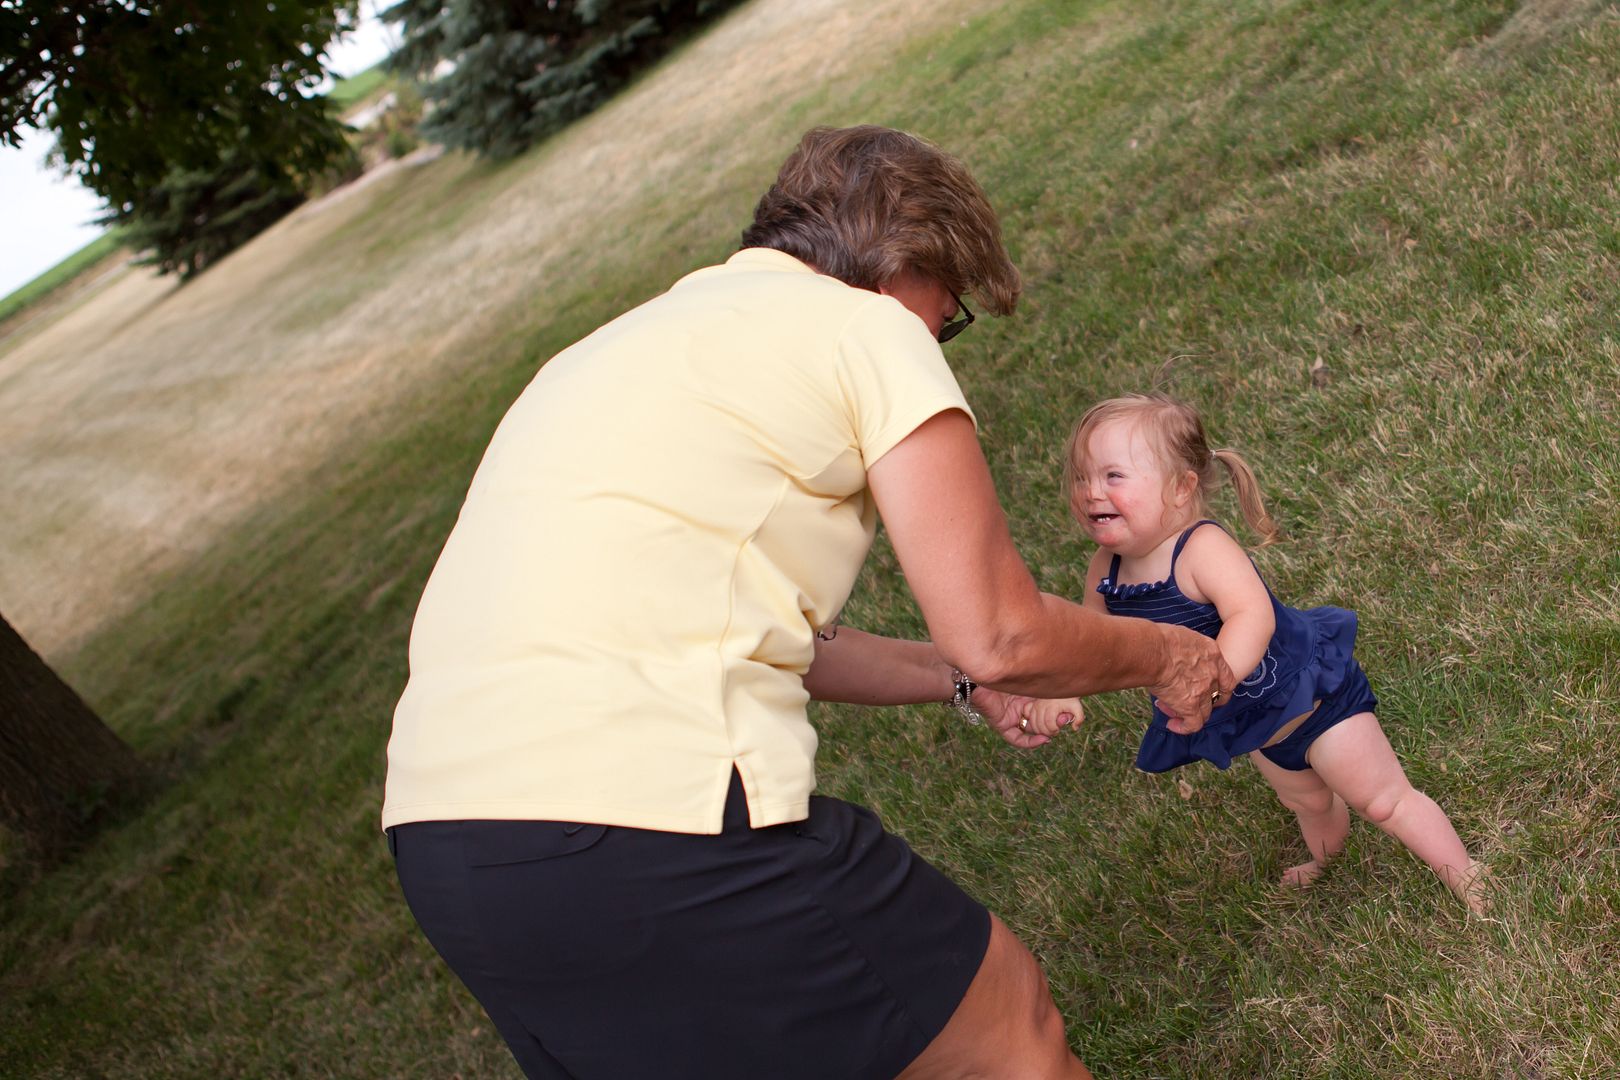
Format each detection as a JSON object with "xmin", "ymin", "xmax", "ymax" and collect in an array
[{"xmin": 726, "ymin": 247, "xmax": 819, "ymax": 274}]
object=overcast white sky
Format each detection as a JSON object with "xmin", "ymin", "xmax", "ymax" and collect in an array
[{"xmin": 0, "ymin": 7, "xmax": 401, "ymax": 299}]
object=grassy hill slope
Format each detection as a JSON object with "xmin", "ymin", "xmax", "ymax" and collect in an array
[{"xmin": 3, "ymin": 0, "xmax": 1618, "ymax": 1076}]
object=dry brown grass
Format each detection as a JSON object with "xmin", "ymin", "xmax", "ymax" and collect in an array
[
  {"xmin": 1462, "ymin": 0, "xmax": 1614, "ymax": 63},
  {"xmin": 0, "ymin": 0, "xmax": 983, "ymax": 659}
]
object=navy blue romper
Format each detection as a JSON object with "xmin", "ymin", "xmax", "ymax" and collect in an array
[{"xmin": 1098, "ymin": 520, "xmax": 1377, "ymax": 772}]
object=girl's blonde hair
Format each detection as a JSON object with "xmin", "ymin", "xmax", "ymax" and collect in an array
[{"xmin": 1063, "ymin": 393, "xmax": 1280, "ymax": 547}]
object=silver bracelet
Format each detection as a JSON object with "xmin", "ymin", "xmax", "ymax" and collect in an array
[{"xmin": 947, "ymin": 668, "xmax": 982, "ymax": 725}]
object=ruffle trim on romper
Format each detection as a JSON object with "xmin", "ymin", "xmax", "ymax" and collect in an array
[
  {"xmin": 1095, "ymin": 576, "xmax": 1174, "ymax": 601},
  {"xmin": 1133, "ymin": 606, "xmax": 1360, "ymax": 772}
]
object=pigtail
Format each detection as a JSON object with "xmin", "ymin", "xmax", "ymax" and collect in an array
[{"xmin": 1211, "ymin": 448, "xmax": 1279, "ymax": 547}]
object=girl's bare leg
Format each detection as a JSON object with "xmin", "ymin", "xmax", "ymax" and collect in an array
[
  {"xmin": 899, "ymin": 914, "xmax": 1093, "ymax": 1079},
  {"xmin": 1250, "ymin": 750, "xmax": 1351, "ymax": 885},
  {"xmin": 1305, "ymin": 711, "xmax": 1487, "ymax": 912}
]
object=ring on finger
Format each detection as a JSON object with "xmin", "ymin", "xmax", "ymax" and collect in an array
[{"xmin": 1019, "ymin": 717, "xmax": 1030, "ymax": 731}]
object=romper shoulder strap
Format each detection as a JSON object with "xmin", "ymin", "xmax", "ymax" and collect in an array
[
  {"xmin": 1107, "ymin": 553, "xmax": 1122, "ymax": 581},
  {"xmin": 1169, "ymin": 519, "xmax": 1224, "ymax": 568}
]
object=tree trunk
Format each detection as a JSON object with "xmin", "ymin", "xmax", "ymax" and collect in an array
[{"xmin": 0, "ymin": 611, "xmax": 142, "ymax": 854}]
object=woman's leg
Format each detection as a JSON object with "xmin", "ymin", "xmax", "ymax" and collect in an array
[
  {"xmin": 1304, "ymin": 711, "xmax": 1486, "ymax": 911},
  {"xmin": 899, "ymin": 915, "xmax": 1092, "ymax": 1079},
  {"xmin": 1249, "ymin": 751, "xmax": 1351, "ymax": 886}
]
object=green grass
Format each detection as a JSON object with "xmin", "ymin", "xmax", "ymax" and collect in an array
[
  {"xmin": 0, "ymin": 230, "xmax": 125, "ymax": 328},
  {"xmin": 5, "ymin": 0, "xmax": 1620, "ymax": 1076}
]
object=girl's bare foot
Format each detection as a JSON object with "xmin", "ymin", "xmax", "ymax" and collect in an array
[
  {"xmin": 1281, "ymin": 859, "xmax": 1327, "ymax": 887},
  {"xmin": 1447, "ymin": 860, "xmax": 1492, "ymax": 915}
]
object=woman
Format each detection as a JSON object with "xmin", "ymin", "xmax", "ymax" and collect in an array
[{"xmin": 384, "ymin": 125, "xmax": 1232, "ymax": 1079}]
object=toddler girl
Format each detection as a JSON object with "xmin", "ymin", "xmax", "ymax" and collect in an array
[{"xmin": 1039, "ymin": 393, "xmax": 1486, "ymax": 911}]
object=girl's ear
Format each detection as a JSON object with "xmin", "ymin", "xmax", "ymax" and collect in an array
[{"xmin": 1170, "ymin": 470, "xmax": 1199, "ymax": 508}]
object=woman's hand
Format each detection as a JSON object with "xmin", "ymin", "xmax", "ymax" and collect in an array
[
  {"xmin": 1150, "ymin": 623, "xmax": 1235, "ymax": 735},
  {"xmin": 970, "ymin": 687, "xmax": 1078, "ymax": 748}
]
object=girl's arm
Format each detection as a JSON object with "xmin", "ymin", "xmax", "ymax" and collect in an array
[
  {"xmin": 864, "ymin": 409, "xmax": 1234, "ymax": 721},
  {"xmin": 1081, "ymin": 549, "xmax": 1111, "ymax": 613},
  {"xmin": 1175, "ymin": 526, "xmax": 1274, "ymax": 682},
  {"xmin": 802, "ymin": 627, "xmax": 1066, "ymax": 748}
]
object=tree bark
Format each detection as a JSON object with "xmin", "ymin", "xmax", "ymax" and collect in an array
[{"xmin": 0, "ymin": 611, "xmax": 142, "ymax": 854}]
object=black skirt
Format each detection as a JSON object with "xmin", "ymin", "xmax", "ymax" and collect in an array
[{"xmin": 390, "ymin": 768, "xmax": 990, "ymax": 1079}]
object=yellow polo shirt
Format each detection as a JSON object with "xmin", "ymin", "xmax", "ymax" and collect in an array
[{"xmin": 382, "ymin": 248, "xmax": 973, "ymax": 833}]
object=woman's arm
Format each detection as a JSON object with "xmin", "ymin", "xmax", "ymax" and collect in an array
[
  {"xmin": 801, "ymin": 627, "xmax": 952, "ymax": 705},
  {"xmin": 803, "ymin": 627, "xmax": 1068, "ymax": 748},
  {"xmin": 865, "ymin": 409, "xmax": 1233, "ymax": 725}
]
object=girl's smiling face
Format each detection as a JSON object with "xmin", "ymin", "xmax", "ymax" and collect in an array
[{"xmin": 1073, "ymin": 420, "xmax": 1194, "ymax": 556}]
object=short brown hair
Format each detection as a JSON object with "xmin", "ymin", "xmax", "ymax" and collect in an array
[{"xmin": 741, "ymin": 126, "xmax": 1021, "ymax": 315}]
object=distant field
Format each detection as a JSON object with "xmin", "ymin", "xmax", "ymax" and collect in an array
[
  {"xmin": 328, "ymin": 64, "xmax": 389, "ymax": 112},
  {"xmin": 2, "ymin": 0, "xmax": 1617, "ymax": 1077},
  {"xmin": 0, "ymin": 230, "xmax": 125, "ymax": 329}
]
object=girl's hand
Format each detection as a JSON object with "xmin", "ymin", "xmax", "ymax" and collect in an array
[
  {"xmin": 1160, "ymin": 704, "xmax": 1207, "ymax": 735},
  {"xmin": 1019, "ymin": 695, "xmax": 1083, "ymax": 738},
  {"xmin": 970, "ymin": 686, "xmax": 1057, "ymax": 749}
]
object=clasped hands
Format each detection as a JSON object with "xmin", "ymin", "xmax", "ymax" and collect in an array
[
  {"xmin": 970, "ymin": 686, "xmax": 1083, "ymax": 749},
  {"xmin": 972, "ymin": 627, "xmax": 1233, "ymax": 750}
]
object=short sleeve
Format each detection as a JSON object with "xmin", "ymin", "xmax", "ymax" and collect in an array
[{"xmin": 834, "ymin": 296, "xmax": 977, "ymax": 469}]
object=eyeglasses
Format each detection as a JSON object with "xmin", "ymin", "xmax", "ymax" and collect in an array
[{"xmin": 937, "ymin": 294, "xmax": 975, "ymax": 344}]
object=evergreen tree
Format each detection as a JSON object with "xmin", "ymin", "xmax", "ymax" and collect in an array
[
  {"xmin": 3, "ymin": 0, "xmax": 363, "ymax": 277},
  {"xmin": 108, "ymin": 123, "xmax": 358, "ymax": 280},
  {"xmin": 385, "ymin": 0, "xmax": 743, "ymax": 159}
]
